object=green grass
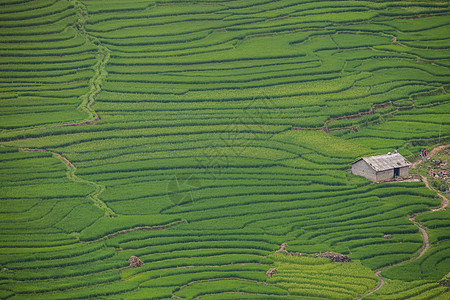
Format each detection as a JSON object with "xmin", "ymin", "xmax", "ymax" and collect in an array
[
  {"xmin": 0, "ymin": 0, "xmax": 449, "ymax": 298},
  {"xmin": 268, "ymin": 253, "xmax": 377, "ymax": 299},
  {"xmin": 174, "ymin": 279, "xmax": 288, "ymax": 299}
]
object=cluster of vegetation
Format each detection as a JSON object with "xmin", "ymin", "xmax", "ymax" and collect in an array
[
  {"xmin": 268, "ymin": 253, "xmax": 378, "ymax": 299},
  {"xmin": 430, "ymin": 178, "xmax": 449, "ymax": 192},
  {"xmin": 0, "ymin": 0, "xmax": 449, "ymax": 299},
  {"xmin": 0, "ymin": 0, "xmax": 98, "ymax": 130}
]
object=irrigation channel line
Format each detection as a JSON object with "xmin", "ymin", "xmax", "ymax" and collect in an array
[
  {"xmin": 2, "ymin": 4, "xmax": 448, "ymax": 295},
  {"xmin": 359, "ymin": 144, "xmax": 449, "ymax": 299},
  {"xmin": 3, "ymin": 1, "xmax": 191, "ymax": 244},
  {"xmin": 0, "ymin": 0, "xmax": 110, "ymax": 136},
  {"xmin": 68, "ymin": 0, "xmax": 110, "ymax": 127},
  {"xmin": 3, "ymin": 3, "xmax": 116, "ymax": 217},
  {"xmin": 292, "ymin": 101, "xmax": 395, "ymax": 133},
  {"xmin": 119, "ymin": 262, "xmax": 266, "ymax": 283},
  {"xmin": 83, "ymin": 220, "xmax": 188, "ymax": 244},
  {"xmin": 19, "ymin": 148, "xmax": 116, "ymax": 218},
  {"xmin": 291, "ymin": 85, "xmax": 446, "ymax": 134},
  {"xmin": 173, "ymin": 278, "xmax": 290, "ymax": 300}
]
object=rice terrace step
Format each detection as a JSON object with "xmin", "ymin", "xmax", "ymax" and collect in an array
[{"xmin": 0, "ymin": 0, "xmax": 449, "ymax": 299}]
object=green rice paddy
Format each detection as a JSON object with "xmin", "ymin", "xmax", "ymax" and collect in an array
[{"xmin": 0, "ymin": 0, "xmax": 449, "ymax": 299}]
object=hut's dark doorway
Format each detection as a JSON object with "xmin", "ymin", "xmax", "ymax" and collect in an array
[{"xmin": 393, "ymin": 168, "xmax": 400, "ymax": 178}]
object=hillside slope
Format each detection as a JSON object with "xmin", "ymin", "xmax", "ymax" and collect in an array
[{"xmin": 0, "ymin": 0, "xmax": 449, "ymax": 299}]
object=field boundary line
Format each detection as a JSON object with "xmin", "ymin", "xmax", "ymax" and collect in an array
[
  {"xmin": 194, "ymin": 292, "xmax": 291, "ymax": 299},
  {"xmin": 120, "ymin": 262, "xmax": 268, "ymax": 281},
  {"xmin": 82, "ymin": 220, "xmax": 188, "ymax": 244},
  {"xmin": 358, "ymin": 144, "xmax": 449, "ymax": 299},
  {"xmin": 0, "ymin": 0, "xmax": 109, "ymax": 139},
  {"xmin": 19, "ymin": 147, "xmax": 116, "ymax": 217},
  {"xmin": 66, "ymin": 0, "xmax": 110, "ymax": 127},
  {"xmin": 411, "ymin": 144, "xmax": 449, "ymax": 169},
  {"xmin": 292, "ymin": 100, "xmax": 395, "ymax": 133},
  {"xmin": 292, "ymin": 94, "xmax": 446, "ymax": 134},
  {"xmin": 172, "ymin": 277, "xmax": 290, "ymax": 299}
]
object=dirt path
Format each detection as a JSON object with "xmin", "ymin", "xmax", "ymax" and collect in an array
[
  {"xmin": 411, "ymin": 144, "xmax": 449, "ymax": 169},
  {"xmin": 419, "ymin": 175, "xmax": 449, "ymax": 213},
  {"xmin": 12, "ymin": 7, "xmax": 114, "ymax": 217},
  {"xmin": 369, "ymin": 270, "xmax": 385, "ymax": 294},
  {"xmin": 361, "ymin": 204, "xmax": 441, "ymax": 299},
  {"xmin": 409, "ymin": 213, "xmax": 430, "ymax": 259},
  {"xmin": 292, "ymin": 101, "xmax": 395, "ymax": 133},
  {"xmin": 7, "ymin": 3, "xmax": 115, "ymax": 226},
  {"xmin": 83, "ymin": 220, "xmax": 187, "ymax": 244},
  {"xmin": 292, "ymin": 99, "xmax": 444, "ymax": 135},
  {"xmin": 360, "ymin": 144, "xmax": 449, "ymax": 299},
  {"xmin": 20, "ymin": 147, "xmax": 116, "ymax": 217},
  {"xmin": 0, "ymin": 0, "xmax": 106, "ymax": 140},
  {"xmin": 172, "ymin": 278, "xmax": 290, "ymax": 300},
  {"xmin": 68, "ymin": 0, "xmax": 109, "ymax": 127},
  {"xmin": 19, "ymin": 148, "xmax": 191, "ymax": 243}
]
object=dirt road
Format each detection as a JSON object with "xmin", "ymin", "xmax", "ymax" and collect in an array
[
  {"xmin": 411, "ymin": 144, "xmax": 449, "ymax": 169},
  {"xmin": 361, "ymin": 144, "xmax": 449, "ymax": 298}
]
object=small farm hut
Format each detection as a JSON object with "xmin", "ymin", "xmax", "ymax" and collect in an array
[{"xmin": 352, "ymin": 151, "xmax": 411, "ymax": 182}]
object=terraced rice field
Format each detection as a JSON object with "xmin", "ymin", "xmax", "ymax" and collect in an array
[{"xmin": 0, "ymin": 0, "xmax": 449, "ymax": 299}]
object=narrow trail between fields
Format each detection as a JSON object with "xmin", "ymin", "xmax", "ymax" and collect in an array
[
  {"xmin": 411, "ymin": 144, "xmax": 449, "ymax": 169},
  {"xmin": 68, "ymin": 0, "xmax": 109, "ymax": 127},
  {"xmin": 5, "ymin": 3, "xmax": 193, "ymax": 247},
  {"xmin": 19, "ymin": 147, "xmax": 116, "ymax": 217},
  {"xmin": 2, "ymin": 1, "xmax": 111, "ymax": 213},
  {"xmin": 6, "ymin": 2, "xmax": 116, "ymax": 217},
  {"xmin": 82, "ymin": 220, "xmax": 187, "ymax": 244},
  {"xmin": 359, "ymin": 144, "xmax": 449, "ymax": 299},
  {"xmin": 292, "ymin": 101, "xmax": 395, "ymax": 133},
  {"xmin": 172, "ymin": 278, "xmax": 290, "ymax": 300},
  {"xmin": 0, "ymin": 0, "xmax": 109, "ymax": 139},
  {"xmin": 292, "ymin": 95, "xmax": 444, "ymax": 134},
  {"xmin": 119, "ymin": 262, "xmax": 265, "ymax": 281}
]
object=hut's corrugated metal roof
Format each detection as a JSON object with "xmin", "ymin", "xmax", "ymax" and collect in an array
[{"xmin": 353, "ymin": 152, "xmax": 411, "ymax": 172}]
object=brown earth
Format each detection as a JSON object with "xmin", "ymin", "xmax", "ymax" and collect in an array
[
  {"xmin": 275, "ymin": 243, "xmax": 351, "ymax": 263},
  {"xmin": 411, "ymin": 144, "xmax": 449, "ymax": 169},
  {"xmin": 361, "ymin": 144, "xmax": 449, "ymax": 298},
  {"xmin": 20, "ymin": 148, "xmax": 75, "ymax": 168},
  {"xmin": 129, "ymin": 256, "xmax": 144, "ymax": 268},
  {"xmin": 82, "ymin": 220, "xmax": 188, "ymax": 244},
  {"xmin": 291, "ymin": 101, "xmax": 399, "ymax": 133}
]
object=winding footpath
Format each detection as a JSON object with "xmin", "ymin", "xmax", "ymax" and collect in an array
[
  {"xmin": 0, "ymin": 1, "xmax": 192, "ymax": 245},
  {"xmin": 19, "ymin": 148, "xmax": 116, "ymax": 217},
  {"xmin": 359, "ymin": 144, "xmax": 449, "ymax": 299},
  {"xmin": 0, "ymin": 0, "xmax": 109, "ymax": 136},
  {"xmin": 69, "ymin": 0, "xmax": 110, "ymax": 126},
  {"xmin": 292, "ymin": 101, "xmax": 394, "ymax": 133},
  {"xmin": 8, "ymin": 2, "xmax": 115, "ymax": 217},
  {"xmin": 84, "ymin": 220, "xmax": 187, "ymax": 244}
]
